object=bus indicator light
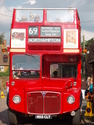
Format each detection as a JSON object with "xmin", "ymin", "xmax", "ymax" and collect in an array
[{"xmin": 83, "ymin": 49, "xmax": 87, "ymax": 53}]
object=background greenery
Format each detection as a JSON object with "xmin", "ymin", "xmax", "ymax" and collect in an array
[
  {"xmin": 0, "ymin": 33, "xmax": 9, "ymax": 76},
  {"xmin": 81, "ymin": 38, "xmax": 94, "ymax": 79},
  {"xmin": 0, "ymin": 67, "xmax": 9, "ymax": 76}
]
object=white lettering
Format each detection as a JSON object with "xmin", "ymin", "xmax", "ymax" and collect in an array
[{"xmin": 28, "ymin": 38, "xmax": 61, "ymax": 43}]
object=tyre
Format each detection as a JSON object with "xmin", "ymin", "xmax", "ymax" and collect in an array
[
  {"xmin": 72, "ymin": 108, "xmax": 80, "ymax": 125},
  {"xmin": 6, "ymin": 93, "xmax": 9, "ymax": 107},
  {"xmin": 8, "ymin": 109, "xmax": 17, "ymax": 125},
  {"xmin": 80, "ymin": 92, "xmax": 82, "ymax": 107}
]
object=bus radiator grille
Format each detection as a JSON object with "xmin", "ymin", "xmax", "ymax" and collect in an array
[
  {"xmin": 44, "ymin": 93, "xmax": 60, "ymax": 114},
  {"xmin": 27, "ymin": 92, "xmax": 61, "ymax": 114}
]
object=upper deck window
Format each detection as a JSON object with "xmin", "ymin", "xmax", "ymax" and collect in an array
[
  {"xmin": 16, "ymin": 9, "xmax": 43, "ymax": 22},
  {"xmin": 47, "ymin": 9, "xmax": 74, "ymax": 23}
]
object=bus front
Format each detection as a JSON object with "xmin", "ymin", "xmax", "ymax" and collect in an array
[{"xmin": 8, "ymin": 8, "xmax": 81, "ymax": 125}]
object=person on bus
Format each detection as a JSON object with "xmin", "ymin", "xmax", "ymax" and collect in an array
[
  {"xmin": 30, "ymin": 13, "xmax": 34, "ymax": 22},
  {"xmin": 34, "ymin": 15, "xmax": 40, "ymax": 22},
  {"xmin": 53, "ymin": 71, "xmax": 58, "ymax": 78},
  {"xmin": 20, "ymin": 16, "xmax": 27, "ymax": 22},
  {"xmin": 13, "ymin": 67, "xmax": 23, "ymax": 79}
]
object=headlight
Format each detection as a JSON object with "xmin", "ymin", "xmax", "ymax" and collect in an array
[
  {"xmin": 13, "ymin": 95, "xmax": 21, "ymax": 104},
  {"xmin": 67, "ymin": 96, "xmax": 75, "ymax": 104}
]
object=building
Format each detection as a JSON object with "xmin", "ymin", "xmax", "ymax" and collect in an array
[{"xmin": 0, "ymin": 40, "xmax": 9, "ymax": 72}]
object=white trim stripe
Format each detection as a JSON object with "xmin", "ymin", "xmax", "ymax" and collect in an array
[
  {"xmin": 10, "ymin": 49, "xmax": 25, "ymax": 52},
  {"xmin": 64, "ymin": 49, "xmax": 79, "ymax": 53}
]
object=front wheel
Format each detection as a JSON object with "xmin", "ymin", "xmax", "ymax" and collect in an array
[
  {"xmin": 8, "ymin": 109, "xmax": 17, "ymax": 125},
  {"xmin": 72, "ymin": 108, "xmax": 80, "ymax": 125}
]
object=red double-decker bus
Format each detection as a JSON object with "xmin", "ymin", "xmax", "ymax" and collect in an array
[{"xmin": 8, "ymin": 8, "xmax": 81, "ymax": 125}]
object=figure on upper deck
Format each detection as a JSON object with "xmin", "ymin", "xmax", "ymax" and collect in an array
[
  {"xmin": 34, "ymin": 15, "xmax": 40, "ymax": 22},
  {"xmin": 19, "ymin": 16, "xmax": 27, "ymax": 22},
  {"xmin": 30, "ymin": 13, "xmax": 34, "ymax": 22}
]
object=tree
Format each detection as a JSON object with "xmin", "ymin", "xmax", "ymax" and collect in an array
[
  {"xmin": 84, "ymin": 38, "xmax": 94, "ymax": 78},
  {"xmin": 0, "ymin": 33, "xmax": 5, "ymax": 44}
]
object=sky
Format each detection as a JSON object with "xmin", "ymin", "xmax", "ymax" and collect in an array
[{"xmin": 0, "ymin": 0, "xmax": 94, "ymax": 45}]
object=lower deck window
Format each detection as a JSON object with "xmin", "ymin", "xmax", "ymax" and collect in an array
[
  {"xmin": 12, "ymin": 54, "xmax": 40, "ymax": 79},
  {"xmin": 50, "ymin": 63, "xmax": 77, "ymax": 78}
]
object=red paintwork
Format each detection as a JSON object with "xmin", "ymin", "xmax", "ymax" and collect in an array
[{"xmin": 9, "ymin": 8, "xmax": 81, "ymax": 116}]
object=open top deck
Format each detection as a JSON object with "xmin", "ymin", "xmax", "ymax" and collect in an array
[{"xmin": 10, "ymin": 8, "xmax": 81, "ymax": 54}]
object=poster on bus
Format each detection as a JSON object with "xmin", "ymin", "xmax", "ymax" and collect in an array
[
  {"xmin": 64, "ymin": 29, "xmax": 78, "ymax": 48},
  {"xmin": 11, "ymin": 29, "xmax": 26, "ymax": 48}
]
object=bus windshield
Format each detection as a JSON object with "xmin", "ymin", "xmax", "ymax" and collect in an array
[{"xmin": 12, "ymin": 54, "xmax": 40, "ymax": 78}]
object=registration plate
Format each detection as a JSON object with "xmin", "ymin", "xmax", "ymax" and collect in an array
[{"xmin": 35, "ymin": 115, "xmax": 52, "ymax": 119}]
